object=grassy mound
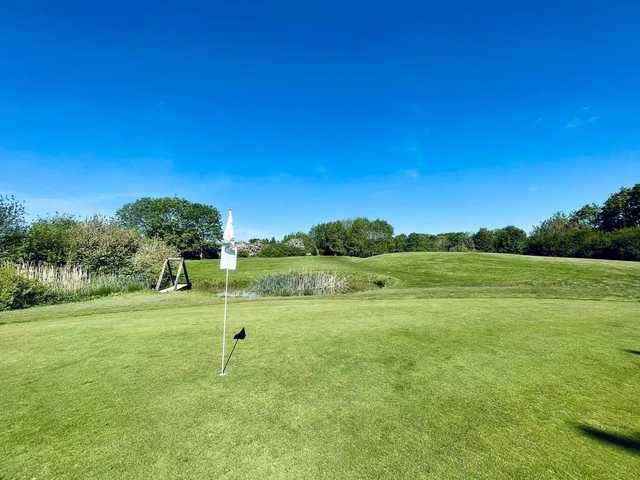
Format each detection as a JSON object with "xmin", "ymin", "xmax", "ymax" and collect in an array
[{"xmin": 187, "ymin": 252, "xmax": 640, "ymax": 299}]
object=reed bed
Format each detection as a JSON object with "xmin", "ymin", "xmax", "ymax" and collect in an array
[
  {"xmin": 9, "ymin": 262, "xmax": 146, "ymax": 300},
  {"xmin": 252, "ymin": 270, "xmax": 350, "ymax": 296}
]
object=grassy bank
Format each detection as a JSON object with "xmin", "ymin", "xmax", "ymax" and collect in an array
[{"xmin": 187, "ymin": 252, "xmax": 640, "ymax": 299}]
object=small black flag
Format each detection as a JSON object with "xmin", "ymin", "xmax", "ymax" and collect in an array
[
  {"xmin": 233, "ymin": 327, "xmax": 246, "ymax": 340},
  {"xmin": 222, "ymin": 328, "xmax": 246, "ymax": 374}
]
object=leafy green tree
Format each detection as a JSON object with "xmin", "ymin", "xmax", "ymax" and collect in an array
[
  {"xmin": 258, "ymin": 243, "xmax": 306, "ymax": 257},
  {"xmin": 472, "ymin": 228, "xmax": 496, "ymax": 252},
  {"xmin": 526, "ymin": 212, "xmax": 572, "ymax": 256},
  {"xmin": 569, "ymin": 203, "xmax": 600, "ymax": 229},
  {"xmin": 310, "ymin": 221, "xmax": 347, "ymax": 256},
  {"xmin": 393, "ymin": 234, "xmax": 408, "ymax": 252},
  {"xmin": 184, "ymin": 202, "xmax": 224, "ymax": 258},
  {"xmin": 494, "ymin": 226, "xmax": 527, "ymax": 254},
  {"xmin": 0, "ymin": 195, "xmax": 26, "ymax": 260},
  {"xmin": 431, "ymin": 232, "xmax": 473, "ymax": 252},
  {"xmin": 569, "ymin": 228, "xmax": 610, "ymax": 259},
  {"xmin": 628, "ymin": 184, "xmax": 640, "ymax": 228},
  {"xmin": 309, "ymin": 218, "xmax": 393, "ymax": 257},
  {"xmin": 599, "ymin": 188, "xmax": 628, "ymax": 231},
  {"xmin": 22, "ymin": 215, "xmax": 79, "ymax": 265},
  {"xmin": 606, "ymin": 227, "xmax": 640, "ymax": 260},
  {"xmin": 405, "ymin": 233, "xmax": 434, "ymax": 251},
  {"xmin": 283, "ymin": 231, "xmax": 316, "ymax": 254},
  {"xmin": 342, "ymin": 218, "xmax": 394, "ymax": 257},
  {"xmin": 598, "ymin": 185, "xmax": 640, "ymax": 231},
  {"xmin": 116, "ymin": 197, "xmax": 222, "ymax": 257}
]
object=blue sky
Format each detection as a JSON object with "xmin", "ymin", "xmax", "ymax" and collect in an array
[{"xmin": 1, "ymin": 1, "xmax": 639, "ymax": 239}]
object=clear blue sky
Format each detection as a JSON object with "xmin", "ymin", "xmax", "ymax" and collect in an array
[{"xmin": 1, "ymin": 1, "xmax": 639, "ymax": 239}]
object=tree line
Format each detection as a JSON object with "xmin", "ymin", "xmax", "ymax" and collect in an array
[
  {"xmin": 1, "ymin": 183, "xmax": 639, "ymax": 267},
  {"xmin": 278, "ymin": 183, "xmax": 640, "ymax": 260},
  {"xmin": 0, "ymin": 197, "xmax": 221, "ymax": 277}
]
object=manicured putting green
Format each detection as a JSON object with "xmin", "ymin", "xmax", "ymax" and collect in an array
[{"xmin": 1, "ymin": 253, "xmax": 639, "ymax": 479}]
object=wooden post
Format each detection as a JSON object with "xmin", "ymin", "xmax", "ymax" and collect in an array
[
  {"xmin": 166, "ymin": 261, "xmax": 174, "ymax": 285},
  {"xmin": 155, "ymin": 259, "xmax": 168, "ymax": 291},
  {"xmin": 182, "ymin": 259, "xmax": 191, "ymax": 286},
  {"xmin": 156, "ymin": 257, "xmax": 192, "ymax": 292},
  {"xmin": 174, "ymin": 259, "xmax": 184, "ymax": 291}
]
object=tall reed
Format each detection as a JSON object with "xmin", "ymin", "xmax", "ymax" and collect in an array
[
  {"xmin": 252, "ymin": 270, "xmax": 350, "ymax": 296},
  {"xmin": 9, "ymin": 262, "xmax": 146, "ymax": 300}
]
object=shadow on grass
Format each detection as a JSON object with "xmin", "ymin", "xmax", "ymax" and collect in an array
[
  {"xmin": 576, "ymin": 424, "xmax": 640, "ymax": 455},
  {"xmin": 623, "ymin": 349, "xmax": 640, "ymax": 356}
]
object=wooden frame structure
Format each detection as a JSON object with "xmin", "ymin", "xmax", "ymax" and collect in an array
[{"xmin": 155, "ymin": 257, "xmax": 192, "ymax": 292}]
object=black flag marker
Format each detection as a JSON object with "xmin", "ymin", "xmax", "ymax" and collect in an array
[{"xmin": 222, "ymin": 327, "xmax": 246, "ymax": 374}]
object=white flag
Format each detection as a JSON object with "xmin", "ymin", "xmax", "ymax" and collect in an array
[
  {"xmin": 220, "ymin": 210, "xmax": 237, "ymax": 270},
  {"xmin": 223, "ymin": 209, "xmax": 234, "ymax": 242}
]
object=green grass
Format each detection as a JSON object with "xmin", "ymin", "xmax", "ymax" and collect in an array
[
  {"xmin": 187, "ymin": 252, "xmax": 640, "ymax": 299},
  {"xmin": 1, "ymin": 252, "xmax": 640, "ymax": 479}
]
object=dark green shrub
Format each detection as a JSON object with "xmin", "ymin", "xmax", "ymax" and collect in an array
[
  {"xmin": 0, "ymin": 266, "xmax": 48, "ymax": 310},
  {"xmin": 258, "ymin": 243, "xmax": 306, "ymax": 257},
  {"xmin": 472, "ymin": 228, "xmax": 496, "ymax": 252},
  {"xmin": 22, "ymin": 215, "xmax": 78, "ymax": 265},
  {"xmin": 131, "ymin": 237, "xmax": 179, "ymax": 283},
  {"xmin": 526, "ymin": 213, "xmax": 572, "ymax": 256},
  {"xmin": 568, "ymin": 229, "xmax": 610, "ymax": 258},
  {"xmin": 494, "ymin": 226, "xmax": 527, "ymax": 254},
  {"xmin": 606, "ymin": 228, "xmax": 640, "ymax": 260},
  {"xmin": 67, "ymin": 217, "xmax": 140, "ymax": 274}
]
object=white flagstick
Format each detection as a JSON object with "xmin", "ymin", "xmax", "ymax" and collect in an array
[
  {"xmin": 220, "ymin": 268, "xmax": 229, "ymax": 375},
  {"xmin": 219, "ymin": 209, "xmax": 236, "ymax": 376}
]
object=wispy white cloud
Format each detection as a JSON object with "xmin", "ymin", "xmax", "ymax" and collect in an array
[
  {"xmin": 564, "ymin": 105, "xmax": 599, "ymax": 129},
  {"xmin": 565, "ymin": 115, "xmax": 599, "ymax": 129}
]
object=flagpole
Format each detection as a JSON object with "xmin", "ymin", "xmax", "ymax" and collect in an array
[
  {"xmin": 219, "ymin": 209, "xmax": 235, "ymax": 377},
  {"xmin": 222, "ymin": 338, "xmax": 239, "ymax": 374},
  {"xmin": 220, "ymin": 267, "xmax": 229, "ymax": 376}
]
